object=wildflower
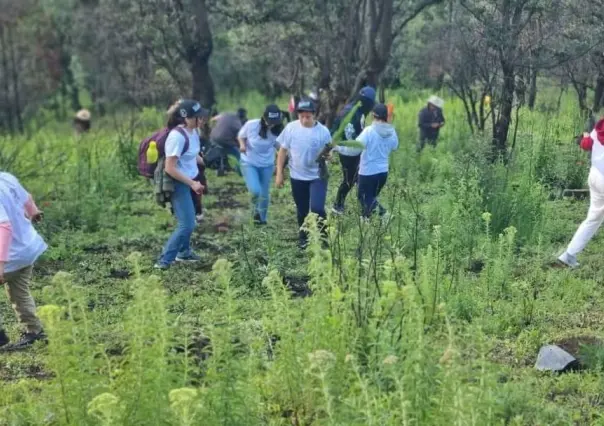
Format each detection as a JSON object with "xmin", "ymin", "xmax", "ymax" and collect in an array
[
  {"xmin": 383, "ymin": 355, "xmax": 399, "ymax": 365},
  {"xmin": 308, "ymin": 350, "xmax": 336, "ymax": 369}
]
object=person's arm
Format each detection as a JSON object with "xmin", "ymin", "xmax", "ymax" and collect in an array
[
  {"xmin": 0, "ymin": 204, "xmax": 11, "ymax": 283},
  {"xmin": 197, "ymin": 154, "xmax": 205, "ymax": 166},
  {"xmin": 418, "ymin": 109, "xmax": 435, "ymax": 129},
  {"xmin": 237, "ymin": 121, "xmax": 249, "ymax": 153},
  {"xmin": 580, "ymin": 133, "xmax": 594, "ymax": 151},
  {"xmin": 275, "ymin": 147, "xmax": 288, "ymax": 188},
  {"xmin": 24, "ymin": 194, "xmax": 43, "ymax": 223}
]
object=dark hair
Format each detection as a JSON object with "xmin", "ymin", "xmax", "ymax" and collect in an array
[
  {"xmin": 167, "ymin": 111, "xmax": 184, "ymax": 129},
  {"xmin": 258, "ymin": 117, "xmax": 283, "ymax": 139}
]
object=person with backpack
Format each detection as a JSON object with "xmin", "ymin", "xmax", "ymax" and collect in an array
[
  {"xmin": 154, "ymin": 99, "xmax": 208, "ymax": 270},
  {"xmin": 0, "ymin": 172, "xmax": 47, "ymax": 350},
  {"xmin": 237, "ymin": 105, "xmax": 284, "ymax": 225},
  {"xmin": 417, "ymin": 95, "xmax": 445, "ymax": 152},
  {"xmin": 330, "ymin": 86, "xmax": 377, "ymax": 215},
  {"xmin": 558, "ymin": 119, "xmax": 604, "ymax": 268},
  {"xmin": 166, "ymin": 100, "xmax": 209, "ymax": 223},
  {"xmin": 356, "ymin": 104, "xmax": 399, "ymax": 218},
  {"xmin": 275, "ymin": 98, "xmax": 332, "ymax": 249}
]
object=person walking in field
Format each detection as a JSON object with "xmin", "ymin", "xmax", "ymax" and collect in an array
[
  {"xmin": 275, "ymin": 98, "xmax": 332, "ymax": 249},
  {"xmin": 210, "ymin": 111, "xmax": 244, "ymax": 176},
  {"xmin": 166, "ymin": 100, "xmax": 210, "ymax": 223},
  {"xmin": 237, "ymin": 105, "xmax": 284, "ymax": 225},
  {"xmin": 330, "ymin": 86, "xmax": 377, "ymax": 215},
  {"xmin": 155, "ymin": 99, "xmax": 208, "ymax": 270},
  {"xmin": 417, "ymin": 95, "xmax": 445, "ymax": 152},
  {"xmin": 356, "ymin": 104, "xmax": 399, "ymax": 218},
  {"xmin": 0, "ymin": 172, "xmax": 47, "ymax": 350},
  {"xmin": 558, "ymin": 119, "xmax": 604, "ymax": 268}
]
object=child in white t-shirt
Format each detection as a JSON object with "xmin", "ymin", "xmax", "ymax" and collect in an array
[{"xmin": 0, "ymin": 172, "xmax": 47, "ymax": 350}]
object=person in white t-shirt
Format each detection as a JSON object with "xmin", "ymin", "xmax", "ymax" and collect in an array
[
  {"xmin": 276, "ymin": 98, "xmax": 332, "ymax": 249},
  {"xmin": 237, "ymin": 104, "xmax": 283, "ymax": 225},
  {"xmin": 357, "ymin": 104, "xmax": 399, "ymax": 218},
  {"xmin": 156, "ymin": 99, "xmax": 208, "ymax": 270},
  {"xmin": 0, "ymin": 172, "xmax": 47, "ymax": 350}
]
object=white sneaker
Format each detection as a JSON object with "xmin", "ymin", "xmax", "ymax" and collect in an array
[
  {"xmin": 557, "ymin": 252, "xmax": 580, "ymax": 268},
  {"xmin": 196, "ymin": 213, "xmax": 205, "ymax": 223}
]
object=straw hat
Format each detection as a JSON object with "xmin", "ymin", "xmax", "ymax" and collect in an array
[
  {"xmin": 427, "ymin": 96, "xmax": 444, "ymax": 109},
  {"xmin": 75, "ymin": 109, "xmax": 91, "ymax": 122}
]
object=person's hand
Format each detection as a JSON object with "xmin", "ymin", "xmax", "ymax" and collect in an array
[
  {"xmin": 431, "ymin": 123, "xmax": 440, "ymax": 128},
  {"xmin": 239, "ymin": 144, "xmax": 247, "ymax": 154},
  {"xmin": 190, "ymin": 181, "xmax": 204, "ymax": 195},
  {"xmin": 31, "ymin": 211, "xmax": 44, "ymax": 224},
  {"xmin": 0, "ymin": 263, "xmax": 4, "ymax": 284},
  {"xmin": 275, "ymin": 172, "xmax": 284, "ymax": 188},
  {"xmin": 584, "ymin": 132, "xmax": 591, "ymax": 138}
]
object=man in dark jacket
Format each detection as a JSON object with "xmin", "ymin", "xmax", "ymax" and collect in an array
[
  {"xmin": 417, "ymin": 95, "xmax": 445, "ymax": 152},
  {"xmin": 210, "ymin": 112, "xmax": 243, "ymax": 176},
  {"xmin": 330, "ymin": 86, "xmax": 376, "ymax": 214}
]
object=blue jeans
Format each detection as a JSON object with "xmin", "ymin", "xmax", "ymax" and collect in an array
[
  {"xmin": 159, "ymin": 181, "xmax": 196, "ymax": 265},
  {"xmin": 358, "ymin": 172, "xmax": 388, "ymax": 218},
  {"xmin": 241, "ymin": 163, "xmax": 274, "ymax": 223},
  {"xmin": 290, "ymin": 178, "xmax": 327, "ymax": 241}
]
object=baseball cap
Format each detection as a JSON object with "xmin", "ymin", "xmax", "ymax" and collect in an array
[
  {"xmin": 264, "ymin": 104, "xmax": 283, "ymax": 125},
  {"xmin": 359, "ymin": 86, "xmax": 377, "ymax": 102},
  {"xmin": 296, "ymin": 98, "xmax": 316, "ymax": 113},
  {"xmin": 178, "ymin": 99, "xmax": 208, "ymax": 118},
  {"xmin": 373, "ymin": 104, "xmax": 388, "ymax": 121}
]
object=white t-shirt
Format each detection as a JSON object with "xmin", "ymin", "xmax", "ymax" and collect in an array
[
  {"xmin": 358, "ymin": 123, "xmax": 399, "ymax": 176},
  {"xmin": 0, "ymin": 173, "xmax": 47, "ymax": 273},
  {"xmin": 277, "ymin": 120, "xmax": 331, "ymax": 181},
  {"xmin": 164, "ymin": 126, "xmax": 201, "ymax": 179},
  {"xmin": 237, "ymin": 119, "xmax": 279, "ymax": 168}
]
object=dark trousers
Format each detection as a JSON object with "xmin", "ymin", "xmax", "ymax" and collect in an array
[
  {"xmin": 290, "ymin": 178, "xmax": 327, "ymax": 241},
  {"xmin": 334, "ymin": 154, "xmax": 360, "ymax": 209},
  {"xmin": 417, "ymin": 136, "xmax": 439, "ymax": 152},
  {"xmin": 358, "ymin": 173, "xmax": 388, "ymax": 218}
]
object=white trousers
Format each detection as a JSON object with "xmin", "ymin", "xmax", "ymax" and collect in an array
[{"xmin": 567, "ymin": 167, "xmax": 604, "ymax": 256}]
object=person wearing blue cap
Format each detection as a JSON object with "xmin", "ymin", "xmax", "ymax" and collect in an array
[
  {"xmin": 356, "ymin": 104, "xmax": 399, "ymax": 218},
  {"xmin": 330, "ymin": 86, "xmax": 376, "ymax": 215}
]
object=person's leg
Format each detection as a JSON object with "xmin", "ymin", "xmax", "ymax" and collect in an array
[
  {"xmin": 357, "ymin": 175, "xmax": 375, "ymax": 218},
  {"xmin": 257, "ymin": 165, "xmax": 274, "ymax": 223},
  {"xmin": 291, "ymin": 179, "xmax": 311, "ymax": 246},
  {"xmin": 159, "ymin": 182, "xmax": 196, "ymax": 266},
  {"xmin": 416, "ymin": 137, "xmax": 426, "ymax": 153},
  {"xmin": 310, "ymin": 179, "xmax": 328, "ymax": 244},
  {"xmin": 374, "ymin": 173, "xmax": 389, "ymax": 216},
  {"xmin": 333, "ymin": 154, "xmax": 360, "ymax": 212},
  {"xmin": 561, "ymin": 169, "xmax": 604, "ymax": 265},
  {"xmin": 241, "ymin": 163, "xmax": 263, "ymax": 221},
  {"xmin": 4, "ymin": 266, "xmax": 43, "ymax": 335}
]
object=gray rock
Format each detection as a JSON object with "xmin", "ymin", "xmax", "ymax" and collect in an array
[{"xmin": 535, "ymin": 345, "xmax": 578, "ymax": 372}]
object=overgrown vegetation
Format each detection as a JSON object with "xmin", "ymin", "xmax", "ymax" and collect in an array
[{"xmin": 1, "ymin": 93, "xmax": 603, "ymax": 425}]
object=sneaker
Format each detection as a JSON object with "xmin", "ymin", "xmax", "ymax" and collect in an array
[
  {"xmin": 557, "ymin": 252, "xmax": 580, "ymax": 269},
  {"xmin": 0, "ymin": 329, "xmax": 9, "ymax": 347},
  {"xmin": 331, "ymin": 206, "xmax": 344, "ymax": 216},
  {"xmin": 196, "ymin": 213, "xmax": 205, "ymax": 223},
  {"xmin": 176, "ymin": 253, "xmax": 202, "ymax": 263},
  {"xmin": 1, "ymin": 330, "xmax": 47, "ymax": 351},
  {"xmin": 154, "ymin": 262, "xmax": 171, "ymax": 270}
]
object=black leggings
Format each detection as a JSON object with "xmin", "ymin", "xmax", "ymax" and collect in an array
[{"xmin": 334, "ymin": 154, "xmax": 360, "ymax": 208}]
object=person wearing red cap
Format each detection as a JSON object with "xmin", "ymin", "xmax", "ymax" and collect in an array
[{"xmin": 558, "ymin": 119, "xmax": 604, "ymax": 268}]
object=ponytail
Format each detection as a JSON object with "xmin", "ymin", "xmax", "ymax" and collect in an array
[{"xmin": 259, "ymin": 117, "xmax": 269, "ymax": 139}]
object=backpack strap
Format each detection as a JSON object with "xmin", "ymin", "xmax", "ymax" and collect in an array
[{"xmin": 174, "ymin": 127, "xmax": 191, "ymax": 155}]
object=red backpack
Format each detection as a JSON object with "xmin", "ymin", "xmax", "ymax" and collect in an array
[{"xmin": 138, "ymin": 127, "xmax": 190, "ymax": 178}]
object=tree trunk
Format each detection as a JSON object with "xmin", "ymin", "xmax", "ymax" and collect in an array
[
  {"xmin": 191, "ymin": 59, "xmax": 215, "ymax": 108},
  {"xmin": 594, "ymin": 72, "xmax": 604, "ymax": 113},
  {"xmin": 0, "ymin": 25, "xmax": 14, "ymax": 134},
  {"xmin": 528, "ymin": 68, "xmax": 537, "ymax": 110},
  {"xmin": 7, "ymin": 25, "xmax": 23, "ymax": 133},
  {"xmin": 492, "ymin": 63, "xmax": 515, "ymax": 156}
]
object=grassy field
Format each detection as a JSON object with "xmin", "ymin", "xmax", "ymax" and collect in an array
[{"xmin": 1, "ymin": 92, "xmax": 604, "ymax": 425}]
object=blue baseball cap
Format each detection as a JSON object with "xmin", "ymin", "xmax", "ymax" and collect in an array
[{"xmin": 359, "ymin": 86, "xmax": 377, "ymax": 102}]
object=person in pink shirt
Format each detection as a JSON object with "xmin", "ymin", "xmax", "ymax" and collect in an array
[{"xmin": 0, "ymin": 172, "xmax": 47, "ymax": 350}]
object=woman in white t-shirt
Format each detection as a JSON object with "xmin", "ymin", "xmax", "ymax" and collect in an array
[
  {"xmin": 237, "ymin": 105, "xmax": 283, "ymax": 225},
  {"xmin": 276, "ymin": 98, "xmax": 332, "ymax": 249},
  {"xmin": 156, "ymin": 99, "xmax": 208, "ymax": 270},
  {"xmin": 0, "ymin": 172, "xmax": 47, "ymax": 349}
]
